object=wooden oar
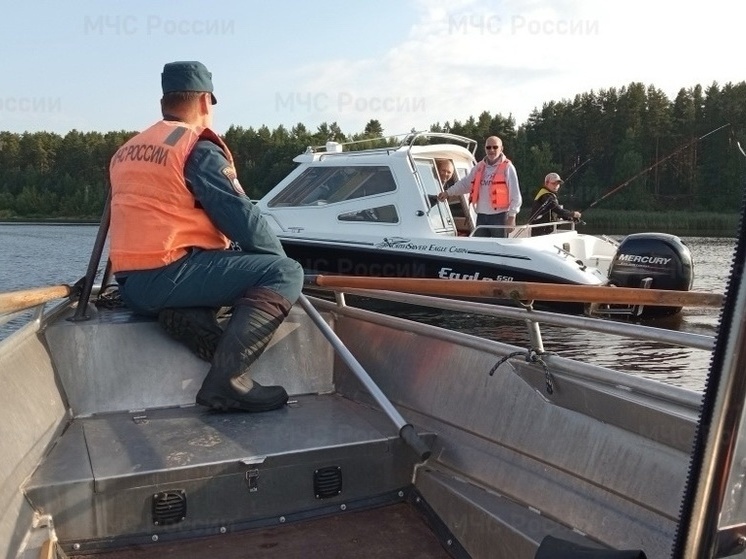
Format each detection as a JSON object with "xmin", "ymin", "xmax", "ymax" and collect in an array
[
  {"xmin": 307, "ymin": 275, "xmax": 724, "ymax": 308},
  {"xmin": 0, "ymin": 285, "xmax": 72, "ymax": 314}
]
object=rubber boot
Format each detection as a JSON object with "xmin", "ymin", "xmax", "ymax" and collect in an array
[
  {"xmin": 196, "ymin": 288, "xmax": 292, "ymax": 412},
  {"xmin": 158, "ymin": 307, "xmax": 223, "ymax": 361}
]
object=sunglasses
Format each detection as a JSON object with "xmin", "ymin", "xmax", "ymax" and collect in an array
[{"xmin": 485, "ymin": 146, "xmax": 501, "ymax": 150}]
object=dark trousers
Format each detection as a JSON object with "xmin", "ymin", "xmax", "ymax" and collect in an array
[
  {"xmin": 473, "ymin": 212, "xmax": 508, "ymax": 238},
  {"xmin": 117, "ymin": 248, "xmax": 303, "ymax": 316}
]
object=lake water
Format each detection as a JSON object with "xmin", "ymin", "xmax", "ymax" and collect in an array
[{"xmin": 0, "ymin": 223, "xmax": 736, "ymax": 392}]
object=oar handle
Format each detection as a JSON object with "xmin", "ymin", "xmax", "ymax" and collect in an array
[
  {"xmin": 0, "ymin": 285, "xmax": 72, "ymax": 314},
  {"xmin": 400, "ymin": 424, "xmax": 432, "ymax": 461}
]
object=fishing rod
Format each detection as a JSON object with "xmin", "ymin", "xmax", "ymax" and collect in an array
[
  {"xmin": 563, "ymin": 156, "xmax": 591, "ymax": 206},
  {"xmin": 563, "ymin": 156, "xmax": 592, "ymax": 184},
  {"xmin": 580, "ymin": 123, "xmax": 731, "ymax": 213}
]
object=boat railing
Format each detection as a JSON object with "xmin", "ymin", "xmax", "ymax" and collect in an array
[
  {"xmin": 315, "ymin": 146, "xmax": 400, "ymax": 160},
  {"xmin": 2, "ymin": 279, "xmax": 714, "ymax": 355},
  {"xmin": 299, "ymin": 131, "xmax": 478, "ymax": 157},
  {"xmin": 463, "ymin": 219, "xmax": 578, "ymax": 238},
  {"xmin": 314, "ymin": 286, "xmax": 715, "ymax": 353},
  {"xmin": 508, "ymin": 220, "xmax": 578, "ymax": 238},
  {"xmin": 399, "ymin": 131, "xmax": 478, "ymax": 155},
  {"xmin": 293, "ymin": 138, "xmax": 402, "ymax": 162}
]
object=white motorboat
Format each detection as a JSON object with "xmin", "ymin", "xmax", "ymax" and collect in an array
[{"xmin": 256, "ymin": 132, "xmax": 694, "ymax": 317}]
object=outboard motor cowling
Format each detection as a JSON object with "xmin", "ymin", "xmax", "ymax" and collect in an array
[{"xmin": 607, "ymin": 233, "xmax": 693, "ymax": 317}]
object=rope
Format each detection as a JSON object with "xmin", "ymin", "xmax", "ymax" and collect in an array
[
  {"xmin": 94, "ymin": 285, "xmax": 126, "ymax": 309},
  {"xmin": 489, "ymin": 349, "xmax": 555, "ymax": 394}
]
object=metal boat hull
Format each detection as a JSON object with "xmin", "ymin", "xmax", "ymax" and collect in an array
[{"xmin": 2, "ymin": 290, "xmax": 706, "ymax": 558}]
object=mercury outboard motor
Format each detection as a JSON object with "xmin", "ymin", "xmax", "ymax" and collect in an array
[{"xmin": 606, "ymin": 233, "xmax": 693, "ymax": 318}]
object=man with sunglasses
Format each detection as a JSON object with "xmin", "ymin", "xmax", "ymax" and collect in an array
[
  {"xmin": 109, "ymin": 61, "xmax": 303, "ymax": 413},
  {"xmin": 437, "ymin": 136, "xmax": 521, "ymax": 237}
]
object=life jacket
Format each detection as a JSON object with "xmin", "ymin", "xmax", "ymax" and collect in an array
[
  {"xmin": 533, "ymin": 187, "xmax": 552, "ymax": 202},
  {"xmin": 109, "ymin": 120, "xmax": 232, "ymax": 273},
  {"xmin": 530, "ymin": 187, "xmax": 560, "ymax": 223},
  {"xmin": 529, "ymin": 186, "xmax": 555, "ymax": 226},
  {"xmin": 469, "ymin": 158, "xmax": 511, "ymax": 210}
]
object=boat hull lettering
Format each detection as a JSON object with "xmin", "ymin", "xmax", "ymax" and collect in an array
[
  {"xmin": 437, "ymin": 267, "xmax": 514, "ymax": 281},
  {"xmin": 616, "ymin": 254, "xmax": 673, "ymax": 266}
]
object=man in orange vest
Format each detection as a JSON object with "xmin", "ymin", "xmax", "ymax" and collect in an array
[
  {"xmin": 109, "ymin": 61, "xmax": 303, "ymax": 413},
  {"xmin": 437, "ymin": 136, "xmax": 521, "ymax": 237}
]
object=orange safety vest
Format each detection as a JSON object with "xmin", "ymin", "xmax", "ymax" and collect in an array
[
  {"xmin": 109, "ymin": 120, "xmax": 232, "ymax": 273},
  {"xmin": 469, "ymin": 159, "xmax": 511, "ymax": 210}
]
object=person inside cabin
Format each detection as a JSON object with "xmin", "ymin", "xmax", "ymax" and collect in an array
[
  {"xmin": 436, "ymin": 136, "xmax": 521, "ymax": 238},
  {"xmin": 527, "ymin": 172, "xmax": 582, "ymax": 236},
  {"xmin": 436, "ymin": 159, "xmax": 455, "ymax": 189},
  {"xmin": 108, "ymin": 60, "xmax": 303, "ymax": 413}
]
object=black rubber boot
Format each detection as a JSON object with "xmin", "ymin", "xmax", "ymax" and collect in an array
[
  {"xmin": 158, "ymin": 307, "xmax": 223, "ymax": 361},
  {"xmin": 196, "ymin": 289, "xmax": 292, "ymax": 413}
]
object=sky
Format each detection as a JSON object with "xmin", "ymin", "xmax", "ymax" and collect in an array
[{"xmin": 0, "ymin": 0, "xmax": 741, "ymax": 138}]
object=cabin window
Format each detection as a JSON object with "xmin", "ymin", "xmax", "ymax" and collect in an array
[
  {"xmin": 338, "ymin": 205, "xmax": 399, "ymax": 223},
  {"xmin": 267, "ymin": 166, "xmax": 396, "ymax": 207}
]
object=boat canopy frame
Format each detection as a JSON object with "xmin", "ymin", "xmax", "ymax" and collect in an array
[{"xmin": 399, "ymin": 131, "xmax": 478, "ymax": 155}]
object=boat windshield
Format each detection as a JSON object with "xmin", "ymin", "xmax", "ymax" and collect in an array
[{"xmin": 268, "ymin": 166, "xmax": 396, "ymax": 207}]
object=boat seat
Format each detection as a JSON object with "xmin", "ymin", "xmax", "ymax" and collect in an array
[
  {"xmin": 417, "ymin": 468, "xmax": 642, "ymax": 557},
  {"xmin": 43, "ymin": 304, "xmax": 336, "ymax": 416},
  {"xmin": 24, "ymin": 394, "xmax": 433, "ymax": 552}
]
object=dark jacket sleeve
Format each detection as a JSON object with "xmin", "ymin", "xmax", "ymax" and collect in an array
[
  {"xmin": 551, "ymin": 198, "xmax": 576, "ymax": 220},
  {"xmin": 184, "ymin": 140, "xmax": 286, "ymax": 256},
  {"xmin": 533, "ymin": 192, "xmax": 574, "ymax": 222}
]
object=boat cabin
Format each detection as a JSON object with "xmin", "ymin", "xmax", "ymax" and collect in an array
[{"xmin": 260, "ymin": 133, "xmax": 483, "ymax": 238}]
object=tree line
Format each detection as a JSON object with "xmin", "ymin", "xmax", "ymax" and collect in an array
[{"xmin": 0, "ymin": 81, "xmax": 743, "ymax": 220}]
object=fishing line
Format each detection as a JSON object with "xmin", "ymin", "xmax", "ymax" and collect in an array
[{"xmin": 580, "ymin": 123, "xmax": 732, "ymax": 213}]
